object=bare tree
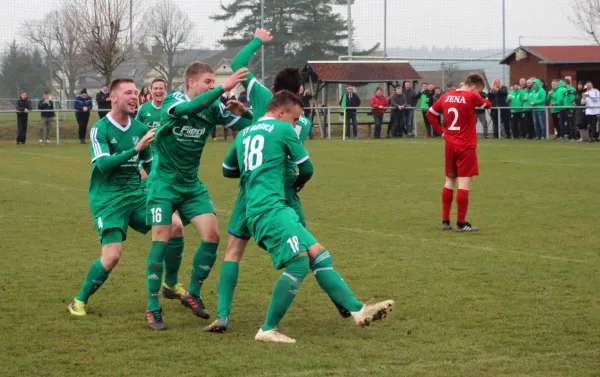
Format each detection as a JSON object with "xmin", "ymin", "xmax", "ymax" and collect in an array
[
  {"xmin": 143, "ymin": 0, "xmax": 194, "ymax": 91},
  {"xmin": 570, "ymin": 0, "xmax": 600, "ymax": 45},
  {"xmin": 63, "ymin": 0, "xmax": 142, "ymax": 84},
  {"xmin": 23, "ymin": 9, "xmax": 86, "ymax": 98}
]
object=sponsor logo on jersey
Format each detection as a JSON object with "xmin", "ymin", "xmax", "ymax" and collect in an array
[
  {"xmin": 173, "ymin": 125, "xmax": 206, "ymax": 138},
  {"xmin": 445, "ymin": 96, "xmax": 467, "ymax": 104},
  {"xmin": 110, "ymin": 138, "xmax": 118, "ymax": 144},
  {"xmin": 147, "ymin": 113, "xmax": 151, "ymax": 117},
  {"xmin": 150, "ymin": 121, "xmax": 161, "ymax": 129}
]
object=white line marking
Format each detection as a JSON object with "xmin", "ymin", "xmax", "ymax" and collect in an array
[
  {"xmin": 0, "ymin": 177, "xmax": 87, "ymax": 192},
  {"xmin": 0, "ymin": 149, "xmax": 79, "ymax": 159}
]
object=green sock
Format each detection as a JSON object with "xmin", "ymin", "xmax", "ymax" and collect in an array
[
  {"xmin": 216, "ymin": 261, "xmax": 239, "ymax": 319},
  {"xmin": 262, "ymin": 256, "xmax": 309, "ymax": 331},
  {"xmin": 311, "ymin": 250, "xmax": 363, "ymax": 312},
  {"xmin": 146, "ymin": 241, "xmax": 169, "ymax": 311},
  {"xmin": 76, "ymin": 258, "xmax": 110, "ymax": 303},
  {"xmin": 187, "ymin": 241, "xmax": 219, "ymax": 297},
  {"xmin": 164, "ymin": 237, "xmax": 184, "ymax": 287}
]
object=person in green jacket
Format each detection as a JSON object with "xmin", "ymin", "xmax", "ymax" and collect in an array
[
  {"xmin": 548, "ymin": 79, "xmax": 567, "ymax": 139},
  {"xmin": 508, "ymin": 82, "xmax": 526, "ymax": 139},
  {"xmin": 563, "ymin": 78, "xmax": 577, "ymax": 140},
  {"xmin": 529, "ymin": 79, "xmax": 547, "ymax": 139},
  {"xmin": 522, "ymin": 79, "xmax": 535, "ymax": 138}
]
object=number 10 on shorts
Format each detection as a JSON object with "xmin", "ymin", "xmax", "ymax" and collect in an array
[
  {"xmin": 151, "ymin": 208, "xmax": 162, "ymax": 223},
  {"xmin": 287, "ymin": 236, "xmax": 300, "ymax": 253}
]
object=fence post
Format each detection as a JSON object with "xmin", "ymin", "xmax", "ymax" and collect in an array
[
  {"xmin": 545, "ymin": 107, "xmax": 550, "ymax": 139},
  {"xmin": 327, "ymin": 107, "xmax": 331, "ymax": 139},
  {"xmin": 497, "ymin": 108, "xmax": 502, "ymax": 138},
  {"xmin": 413, "ymin": 109, "xmax": 418, "ymax": 138},
  {"xmin": 56, "ymin": 111, "xmax": 60, "ymax": 145}
]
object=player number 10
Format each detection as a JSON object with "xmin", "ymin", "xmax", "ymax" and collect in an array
[
  {"xmin": 287, "ymin": 236, "xmax": 300, "ymax": 253},
  {"xmin": 448, "ymin": 107, "xmax": 460, "ymax": 131}
]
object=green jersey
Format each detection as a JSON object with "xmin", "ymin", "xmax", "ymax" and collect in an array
[
  {"xmin": 223, "ymin": 117, "xmax": 309, "ymax": 218},
  {"xmin": 136, "ymin": 101, "xmax": 162, "ymax": 129},
  {"xmin": 153, "ymin": 90, "xmax": 248, "ymax": 185},
  {"xmin": 88, "ymin": 114, "xmax": 152, "ymax": 209},
  {"xmin": 246, "ymin": 76, "xmax": 312, "ymax": 185}
]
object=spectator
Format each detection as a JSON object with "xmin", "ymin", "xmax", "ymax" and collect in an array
[
  {"xmin": 574, "ymin": 83, "xmax": 589, "ymax": 142},
  {"xmin": 475, "ymin": 88, "xmax": 489, "ymax": 138},
  {"xmin": 432, "ymin": 87, "xmax": 443, "ymax": 136},
  {"xmin": 522, "ymin": 79, "xmax": 535, "ymax": 139},
  {"xmin": 548, "ymin": 79, "xmax": 567, "ymax": 140},
  {"xmin": 339, "ymin": 84, "xmax": 361, "ymax": 139},
  {"xmin": 96, "ymin": 84, "xmax": 111, "ymax": 119},
  {"xmin": 446, "ymin": 83, "xmax": 455, "ymax": 93},
  {"xmin": 216, "ymin": 91, "xmax": 237, "ymax": 141},
  {"xmin": 583, "ymin": 81, "xmax": 600, "ymax": 142},
  {"xmin": 417, "ymin": 83, "xmax": 433, "ymax": 138},
  {"xmin": 389, "ymin": 85, "xmax": 407, "ymax": 137},
  {"xmin": 238, "ymin": 90, "xmax": 249, "ymax": 107},
  {"xmin": 386, "ymin": 91, "xmax": 394, "ymax": 138},
  {"xmin": 530, "ymin": 79, "xmax": 547, "ymax": 140},
  {"xmin": 301, "ymin": 89, "xmax": 314, "ymax": 139},
  {"xmin": 488, "ymin": 79, "xmax": 509, "ymax": 138},
  {"xmin": 402, "ymin": 81, "xmax": 417, "ymax": 136},
  {"xmin": 38, "ymin": 91, "xmax": 55, "ymax": 145},
  {"xmin": 370, "ymin": 87, "xmax": 388, "ymax": 139},
  {"xmin": 563, "ymin": 78, "xmax": 577, "ymax": 140},
  {"xmin": 15, "ymin": 90, "xmax": 31, "ymax": 145},
  {"xmin": 507, "ymin": 82, "xmax": 526, "ymax": 139},
  {"xmin": 74, "ymin": 88, "xmax": 93, "ymax": 144},
  {"xmin": 139, "ymin": 86, "xmax": 151, "ymax": 105}
]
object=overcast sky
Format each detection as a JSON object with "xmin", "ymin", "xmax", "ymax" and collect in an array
[{"xmin": 0, "ymin": 0, "xmax": 591, "ymax": 56}]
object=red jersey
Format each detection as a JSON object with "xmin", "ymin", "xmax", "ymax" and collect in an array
[{"xmin": 428, "ymin": 90, "xmax": 491, "ymax": 148}]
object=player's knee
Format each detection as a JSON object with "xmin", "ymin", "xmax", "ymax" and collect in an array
[
  {"xmin": 101, "ymin": 241, "xmax": 122, "ymax": 270},
  {"xmin": 285, "ymin": 254, "xmax": 310, "ymax": 284},
  {"xmin": 170, "ymin": 218, "xmax": 184, "ymax": 238},
  {"xmin": 307, "ymin": 243, "xmax": 325, "ymax": 259},
  {"xmin": 224, "ymin": 235, "xmax": 247, "ymax": 262},
  {"xmin": 152, "ymin": 225, "xmax": 171, "ymax": 242},
  {"xmin": 202, "ymin": 228, "xmax": 220, "ymax": 243}
]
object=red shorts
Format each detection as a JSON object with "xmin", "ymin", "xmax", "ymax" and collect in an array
[{"xmin": 445, "ymin": 143, "xmax": 478, "ymax": 178}]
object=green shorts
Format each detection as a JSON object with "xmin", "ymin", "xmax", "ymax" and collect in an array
[
  {"xmin": 284, "ymin": 185, "xmax": 305, "ymax": 226},
  {"xmin": 91, "ymin": 192, "xmax": 150, "ymax": 244},
  {"xmin": 146, "ymin": 177, "xmax": 215, "ymax": 226},
  {"xmin": 248, "ymin": 207, "xmax": 317, "ymax": 270},
  {"xmin": 227, "ymin": 190, "xmax": 251, "ymax": 240}
]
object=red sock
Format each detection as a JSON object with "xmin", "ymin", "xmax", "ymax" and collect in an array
[
  {"xmin": 442, "ymin": 187, "xmax": 454, "ymax": 222},
  {"xmin": 456, "ymin": 189, "xmax": 469, "ymax": 224}
]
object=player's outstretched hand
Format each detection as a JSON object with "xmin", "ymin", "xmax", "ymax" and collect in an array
[
  {"xmin": 222, "ymin": 68, "xmax": 249, "ymax": 92},
  {"xmin": 225, "ymin": 100, "xmax": 247, "ymax": 116},
  {"xmin": 135, "ymin": 128, "xmax": 155, "ymax": 153},
  {"xmin": 255, "ymin": 28, "xmax": 273, "ymax": 44}
]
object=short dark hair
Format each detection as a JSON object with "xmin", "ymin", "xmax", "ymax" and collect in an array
[
  {"xmin": 266, "ymin": 90, "xmax": 304, "ymax": 113},
  {"xmin": 446, "ymin": 83, "xmax": 454, "ymax": 88},
  {"xmin": 273, "ymin": 68, "xmax": 302, "ymax": 94},
  {"xmin": 513, "ymin": 82, "xmax": 519, "ymax": 86},
  {"xmin": 434, "ymin": 87, "xmax": 441, "ymax": 91},
  {"xmin": 151, "ymin": 78, "xmax": 166, "ymax": 89},
  {"xmin": 464, "ymin": 74, "xmax": 485, "ymax": 88},
  {"xmin": 375, "ymin": 87, "xmax": 382, "ymax": 92},
  {"xmin": 586, "ymin": 80, "xmax": 593, "ymax": 84},
  {"xmin": 43, "ymin": 91, "xmax": 49, "ymax": 95},
  {"xmin": 395, "ymin": 85, "xmax": 402, "ymax": 89},
  {"xmin": 109, "ymin": 78, "xmax": 135, "ymax": 93},
  {"xmin": 565, "ymin": 78, "xmax": 572, "ymax": 85}
]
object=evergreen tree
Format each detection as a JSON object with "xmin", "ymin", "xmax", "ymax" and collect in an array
[{"xmin": 0, "ymin": 41, "xmax": 50, "ymax": 98}]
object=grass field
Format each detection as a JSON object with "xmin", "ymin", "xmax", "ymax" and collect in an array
[{"xmin": 1, "ymin": 138, "xmax": 599, "ymax": 377}]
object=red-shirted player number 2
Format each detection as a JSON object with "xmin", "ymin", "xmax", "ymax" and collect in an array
[{"xmin": 448, "ymin": 107, "xmax": 460, "ymax": 131}]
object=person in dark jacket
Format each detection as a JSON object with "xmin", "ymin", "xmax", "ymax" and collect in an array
[
  {"xmin": 390, "ymin": 86, "xmax": 407, "ymax": 137},
  {"xmin": 15, "ymin": 90, "xmax": 31, "ymax": 145},
  {"xmin": 96, "ymin": 84, "xmax": 110, "ymax": 119},
  {"xmin": 74, "ymin": 88, "xmax": 93, "ymax": 144},
  {"xmin": 301, "ymin": 89, "xmax": 314, "ymax": 139},
  {"xmin": 340, "ymin": 84, "xmax": 361, "ymax": 139},
  {"xmin": 402, "ymin": 81, "xmax": 417, "ymax": 136},
  {"xmin": 38, "ymin": 91, "xmax": 55, "ymax": 145},
  {"xmin": 574, "ymin": 82, "xmax": 588, "ymax": 141},
  {"xmin": 475, "ymin": 89, "xmax": 489, "ymax": 138},
  {"xmin": 215, "ymin": 91, "xmax": 237, "ymax": 140},
  {"xmin": 488, "ymin": 79, "xmax": 510, "ymax": 138}
]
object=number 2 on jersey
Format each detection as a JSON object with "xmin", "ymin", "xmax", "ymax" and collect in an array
[
  {"xmin": 242, "ymin": 135, "xmax": 264, "ymax": 171},
  {"xmin": 448, "ymin": 107, "xmax": 460, "ymax": 131}
]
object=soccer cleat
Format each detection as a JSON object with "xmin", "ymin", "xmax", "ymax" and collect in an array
[
  {"xmin": 68, "ymin": 299, "xmax": 87, "ymax": 316},
  {"xmin": 162, "ymin": 282, "xmax": 186, "ymax": 300},
  {"xmin": 255, "ymin": 328, "xmax": 296, "ymax": 344},
  {"xmin": 39, "ymin": 139, "xmax": 43, "ymax": 145},
  {"xmin": 45, "ymin": 140, "xmax": 50, "ymax": 145},
  {"xmin": 331, "ymin": 298, "xmax": 351, "ymax": 319},
  {"xmin": 441, "ymin": 221, "xmax": 453, "ymax": 231},
  {"xmin": 455, "ymin": 222, "xmax": 480, "ymax": 232},
  {"xmin": 203, "ymin": 317, "xmax": 228, "ymax": 333},
  {"xmin": 180, "ymin": 293, "xmax": 210, "ymax": 319},
  {"xmin": 352, "ymin": 300, "xmax": 394, "ymax": 327},
  {"xmin": 145, "ymin": 309, "xmax": 168, "ymax": 330}
]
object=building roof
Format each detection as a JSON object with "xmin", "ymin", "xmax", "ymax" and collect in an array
[
  {"xmin": 306, "ymin": 61, "xmax": 421, "ymax": 83},
  {"xmin": 204, "ymin": 46, "xmax": 245, "ymax": 69},
  {"xmin": 501, "ymin": 45, "xmax": 600, "ymax": 64}
]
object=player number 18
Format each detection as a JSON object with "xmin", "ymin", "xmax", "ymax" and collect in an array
[
  {"xmin": 287, "ymin": 236, "xmax": 300, "ymax": 253},
  {"xmin": 448, "ymin": 107, "xmax": 460, "ymax": 131},
  {"xmin": 242, "ymin": 135, "xmax": 265, "ymax": 171}
]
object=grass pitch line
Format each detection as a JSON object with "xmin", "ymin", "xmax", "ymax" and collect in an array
[
  {"xmin": 0, "ymin": 177, "xmax": 87, "ymax": 192},
  {"xmin": 0, "ymin": 149, "xmax": 79, "ymax": 159}
]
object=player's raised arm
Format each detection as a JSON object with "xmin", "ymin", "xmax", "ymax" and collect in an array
[
  {"xmin": 231, "ymin": 28, "xmax": 273, "ymax": 88},
  {"xmin": 222, "ymin": 141, "xmax": 240, "ymax": 179},
  {"xmin": 426, "ymin": 97, "xmax": 445, "ymax": 136}
]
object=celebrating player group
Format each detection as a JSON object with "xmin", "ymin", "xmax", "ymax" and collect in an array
[{"xmin": 67, "ymin": 28, "xmax": 396, "ymax": 344}]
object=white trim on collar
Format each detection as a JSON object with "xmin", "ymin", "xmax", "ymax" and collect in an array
[{"xmin": 106, "ymin": 113, "xmax": 131, "ymax": 132}]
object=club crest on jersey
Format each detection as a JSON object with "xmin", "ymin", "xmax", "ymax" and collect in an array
[
  {"xmin": 132, "ymin": 136, "xmax": 140, "ymax": 145},
  {"xmin": 173, "ymin": 125, "xmax": 205, "ymax": 138},
  {"xmin": 445, "ymin": 96, "xmax": 467, "ymax": 104}
]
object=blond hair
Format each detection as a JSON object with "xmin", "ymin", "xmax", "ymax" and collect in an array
[{"xmin": 184, "ymin": 62, "xmax": 213, "ymax": 89}]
